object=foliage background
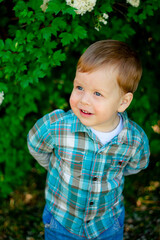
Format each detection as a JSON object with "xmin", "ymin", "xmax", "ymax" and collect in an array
[{"xmin": 0, "ymin": 0, "xmax": 160, "ymax": 238}]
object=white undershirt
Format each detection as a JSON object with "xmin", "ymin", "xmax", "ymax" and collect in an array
[{"xmin": 90, "ymin": 115, "xmax": 123, "ymax": 145}]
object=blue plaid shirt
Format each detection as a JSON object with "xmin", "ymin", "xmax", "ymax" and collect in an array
[{"xmin": 27, "ymin": 109, "xmax": 149, "ymax": 239}]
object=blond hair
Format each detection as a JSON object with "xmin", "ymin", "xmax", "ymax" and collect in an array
[{"xmin": 77, "ymin": 40, "xmax": 142, "ymax": 93}]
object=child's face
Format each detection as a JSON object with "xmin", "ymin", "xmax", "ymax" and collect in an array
[{"xmin": 70, "ymin": 66, "xmax": 126, "ymax": 132}]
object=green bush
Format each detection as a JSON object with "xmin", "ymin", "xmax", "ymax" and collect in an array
[{"xmin": 0, "ymin": 0, "xmax": 160, "ymax": 197}]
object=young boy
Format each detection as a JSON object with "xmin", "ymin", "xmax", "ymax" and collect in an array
[{"xmin": 27, "ymin": 40, "xmax": 150, "ymax": 240}]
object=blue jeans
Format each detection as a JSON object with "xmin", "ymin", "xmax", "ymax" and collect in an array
[{"xmin": 42, "ymin": 205, "xmax": 125, "ymax": 240}]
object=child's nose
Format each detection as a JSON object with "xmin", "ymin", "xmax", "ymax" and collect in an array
[{"xmin": 80, "ymin": 93, "xmax": 90, "ymax": 105}]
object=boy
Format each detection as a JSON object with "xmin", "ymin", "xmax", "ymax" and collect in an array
[{"xmin": 27, "ymin": 40, "xmax": 150, "ymax": 240}]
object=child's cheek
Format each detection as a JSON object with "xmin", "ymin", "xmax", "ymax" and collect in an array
[{"xmin": 69, "ymin": 92, "xmax": 76, "ymax": 108}]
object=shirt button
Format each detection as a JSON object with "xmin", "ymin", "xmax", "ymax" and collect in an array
[
  {"xmin": 90, "ymin": 201, "xmax": 94, "ymax": 205},
  {"xmin": 93, "ymin": 177, "xmax": 98, "ymax": 181}
]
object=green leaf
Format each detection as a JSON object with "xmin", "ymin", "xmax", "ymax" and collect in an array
[
  {"xmin": 35, "ymin": 12, "xmax": 45, "ymax": 21},
  {"xmin": 2, "ymin": 51, "xmax": 13, "ymax": 62},
  {"xmin": 5, "ymin": 39, "xmax": 13, "ymax": 50},
  {"xmin": 72, "ymin": 24, "xmax": 87, "ymax": 40},
  {"xmin": 100, "ymin": 2, "xmax": 113, "ymax": 13},
  {"xmin": 16, "ymin": 30, "xmax": 27, "ymax": 43},
  {"xmin": 28, "ymin": 0, "xmax": 42, "ymax": 10},
  {"xmin": 46, "ymin": 1, "xmax": 61, "ymax": 15},
  {"xmin": 40, "ymin": 62, "xmax": 49, "ymax": 70},
  {"xmin": 27, "ymin": 32, "xmax": 35, "ymax": 42},
  {"xmin": 50, "ymin": 17, "xmax": 67, "ymax": 36},
  {"xmin": 62, "ymin": 6, "xmax": 77, "ymax": 17},
  {"xmin": 21, "ymin": 9, "xmax": 28, "ymax": 17},
  {"xmin": 51, "ymin": 17, "xmax": 67, "ymax": 30},
  {"xmin": 0, "ymin": 82, "xmax": 8, "ymax": 92},
  {"xmin": 13, "ymin": 1, "xmax": 26, "ymax": 13},
  {"xmin": 53, "ymin": 50, "xmax": 66, "ymax": 66},
  {"xmin": 49, "ymin": 41, "xmax": 58, "ymax": 49},
  {"xmin": 41, "ymin": 27, "xmax": 52, "ymax": 40},
  {"xmin": 20, "ymin": 79, "xmax": 29, "ymax": 88},
  {"xmin": 59, "ymin": 32, "xmax": 73, "ymax": 46}
]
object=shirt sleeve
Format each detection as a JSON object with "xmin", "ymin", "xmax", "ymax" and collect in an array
[
  {"xmin": 27, "ymin": 113, "xmax": 54, "ymax": 170},
  {"xmin": 124, "ymin": 132, "xmax": 150, "ymax": 176}
]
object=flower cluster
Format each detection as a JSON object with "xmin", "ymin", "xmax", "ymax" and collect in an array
[
  {"xmin": 66, "ymin": 0, "xmax": 97, "ymax": 15},
  {"xmin": 99, "ymin": 13, "xmax": 109, "ymax": 25},
  {"xmin": 40, "ymin": 0, "xmax": 140, "ymax": 14},
  {"xmin": 126, "ymin": 0, "xmax": 140, "ymax": 7},
  {"xmin": 95, "ymin": 13, "xmax": 109, "ymax": 31},
  {"xmin": 0, "ymin": 91, "xmax": 4, "ymax": 105}
]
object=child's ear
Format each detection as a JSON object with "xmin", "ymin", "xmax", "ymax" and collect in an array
[{"xmin": 118, "ymin": 92, "xmax": 133, "ymax": 112}]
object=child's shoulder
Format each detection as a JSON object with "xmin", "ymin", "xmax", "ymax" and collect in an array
[
  {"xmin": 127, "ymin": 117, "xmax": 149, "ymax": 147},
  {"xmin": 129, "ymin": 118, "xmax": 146, "ymax": 137},
  {"xmin": 121, "ymin": 111, "xmax": 149, "ymax": 146},
  {"xmin": 48, "ymin": 109, "xmax": 73, "ymax": 124}
]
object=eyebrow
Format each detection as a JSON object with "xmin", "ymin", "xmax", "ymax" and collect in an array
[{"xmin": 73, "ymin": 79, "xmax": 83, "ymax": 85}]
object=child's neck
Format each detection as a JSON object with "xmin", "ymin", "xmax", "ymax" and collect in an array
[
  {"xmin": 90, "ymin": 114, "xmax": 123, "ymax": 145},
  {"xmin": 95, "ymin": 114, "xmax": 120, "ymax": 133}
]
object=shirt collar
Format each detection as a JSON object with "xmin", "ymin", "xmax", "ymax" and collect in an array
[
  {"xmin": 70, "ymin": 112, "xmax": 101, "ymax": 144},
  {"xmin": 116, "ymin": 111, "xmax": 133, "ymax": 146},
  {"xmin": 70, "ymin": 110, "xmax": 88, "ymax": 133},
  {"xmin": 70, "ymin": 110, "xmax": 133, "ymax": 146}
]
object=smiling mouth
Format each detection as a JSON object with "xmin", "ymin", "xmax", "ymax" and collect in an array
[{"xmin": 80, "ymin": 109, "xmax": 92, "ymax": 115}]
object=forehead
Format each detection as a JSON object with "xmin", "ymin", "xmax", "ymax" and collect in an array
[{"xmin": 74, "ymin": 66, "xmax": 119, "ymax": 89}]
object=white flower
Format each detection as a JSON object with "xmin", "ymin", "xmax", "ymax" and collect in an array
[
  {"xmin": 126, "ymin": 0, "xmax": 140, "ymax": 7},
  {"xmin": 98, "ymin": 13, "xmax": 109, "ymax": 25},
  {"xmin": 99, "ymin": 18, "xmax": 107, "ymax": 25},
  {"xmin": 66, "ymin": 0, "xmax": 97, "ymax": 15},
  {"xmin": 94, "ymin": 12, "xmax": 109, "ymax": 31},
  {"xmin": 103, "ymin": 13, "xmax": 109, "ymax": 20},
  {"xmin": 0, "ymin": 91, "xmax": 4, "ymax": 105},
  {"xmin": 40, "ymin": 0, "xmax": 50, "ymax": 12},
  {"xmin": 95, "ymin": 26, "xmax": 100, "ymax": 31}
]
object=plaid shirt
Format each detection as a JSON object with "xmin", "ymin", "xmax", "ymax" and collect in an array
[{"xmin": 27, "ymin": 109, "xmax": 149, "ymax": 239}]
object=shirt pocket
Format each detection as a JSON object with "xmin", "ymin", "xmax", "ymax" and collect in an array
[
  {"xmin": 110, "ymin": 156, "xmax": 128, "ymax": 172},
  {"xmin": 57, "ymin": 147, "xmax": 85, "ymax": 177}
]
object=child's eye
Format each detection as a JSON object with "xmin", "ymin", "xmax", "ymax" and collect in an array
[
  {"xmin": 77, "ymin": 86, "xmax": 83, "ymax": 91},
  {"xmin": 95, "ymin": 92, "xmax": 102, "ymax": 97}
]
